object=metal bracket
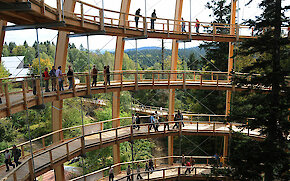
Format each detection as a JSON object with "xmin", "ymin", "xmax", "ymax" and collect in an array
[
  {"xmin": 3, "ymin": 21, "xmax": 66, "ymax": 31},
  {"xmin": 123, "ymin": 36, "xmax": 148, "ymax": 41},
  {"xmin": 176, "ymin": 39, "xmax": 192, "ymax": 43},
  {"xmin": 68, "ymin": 30, "xmax": 106, "ymax": 38}
]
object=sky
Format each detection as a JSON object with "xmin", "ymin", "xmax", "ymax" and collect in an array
[{"xmin": 3, "ymin": 0, "xmax": 276, "ymax": 51}]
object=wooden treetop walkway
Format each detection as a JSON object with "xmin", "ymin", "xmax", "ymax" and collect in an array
[
  {"xmin": 70, "ymin": 155, "xmax": 216, "ymax": 181},
  {"xmin": 131, "ymin": 104, "xmax": 228, "ymax": 121},
  {"xmin": 0, "ymin": 70, "xmax": 275, "ymax": 119},
  {"xmin": 1, "ymin": 116, "xmax": 263, "ymax": 181},
  {"xmin": 0, "ymin": 0, "xmax": 259, "ymax": 42}
]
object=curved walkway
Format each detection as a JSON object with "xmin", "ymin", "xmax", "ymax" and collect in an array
[
  {"xmin": 0, "ymin": 70, "xmax": 271, "ymax": 119},
  {"xmin": 0, "ymin": 0, "xmax": 256, "ymax": 42},
  {"xmin": 1, "ymin": 118, "xmax": 262, "ymax": 181},
  {"xmin": 70, "ymin": 156, "xmax": 216, "ymax": 181}
]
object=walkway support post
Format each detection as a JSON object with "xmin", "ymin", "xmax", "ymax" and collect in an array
[
  {"xmin": 168, "ymin": 0, "xmax": 183, "ymax": 165},
  {"xmin": 0, "ymin": 20, "xmax": 7, "ymax": 63},
  {"xmin": 112, "ymin": 0, "xmax": 131, "ymax": 174},
  {"xmin": 226, "ymin": 0, "xmax": 237, "ymax": 116},
  {"xmin": 53, "ymin": 0, "xmax": 76, "ymax": 180},
  {"xmin": 223, "ymin": 135, "xmax": 229, "ymax": 164}
]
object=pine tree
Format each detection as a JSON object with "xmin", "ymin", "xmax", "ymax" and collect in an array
[{"xmin": 229, "ymin": 0, "xmax": 289, "ymax": 180}]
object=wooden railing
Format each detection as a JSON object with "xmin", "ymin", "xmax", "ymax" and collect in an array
[
  {"xmin": 2, "ymin": 120, "xmax": 262, "ymax": 181},
  {"xmin": 0, "ymin": 70, "xmax": 231, "ymax": 117},
  {"xmin": 25, "ymin": 0, "xmax": 261, "ymax": 39},
  {"xmin": 132, "ymin": 104, "xmax": 228, "ymax": 122},
  {"xmin": 70, "ymin": 155, "xmax": 215, "ymax": 181},
  {"xmin": 0, "ymin": 70, "xmax": 280, "ymax": 119}
]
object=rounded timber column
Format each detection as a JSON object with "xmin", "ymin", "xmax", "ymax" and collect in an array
[
  {"xmin": 112, "ymin": 0, "xmax": 131, "ymax": 174},
  {"xmin": 168, "ymin": 0, "xmax": 183, "ymax": 165}
]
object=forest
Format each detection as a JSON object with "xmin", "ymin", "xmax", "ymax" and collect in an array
[{"xmin": 0, "ymin": 0, "xmax": 289, "ymax": 180}]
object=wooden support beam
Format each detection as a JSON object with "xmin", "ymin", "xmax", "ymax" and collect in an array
[
  {"xmin": 168, "ymin": 0, "xmax": 183, "ymax": 165},
  {"xmin": 53, "ymin": 1, "xmax": 76, "ymax": 179},
  {"xmin": 112, "ymin": 0, "xmax": 131, "ymax": 174},
  {"xmin": 223, "ymin": 135, "xmax": 229, "ymax": 163},
  {"xmin": 0, "ymin": 20, "xmax": 7, "ymax": 63},
  {"xmin": 226, "ymin": 0, "xmax": 237, "ymax": 116}
]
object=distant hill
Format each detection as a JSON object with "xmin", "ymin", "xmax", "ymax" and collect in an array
[{"xmin": 125, "ymin": 46, "xmax": 205, "ymax": 69}]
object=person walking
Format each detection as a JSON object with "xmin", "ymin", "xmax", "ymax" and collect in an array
[
  {"xmin": 4, "ymin": 150, "xmax": 15, "ymax": 172},
  {"xmin": 106, "ymin": 65, "xmax": 111, "ymax": 85},
  {"xmin": 149, "ymin": 159, "xmax": 154, "ymax": 173},
  {"xmin": 181, "ymin": 154, "xmax": 185, "ymax": 166},
  {"xmin": 151, "ymin": 9, "xmax": 157, "ymax": 30},
  {"xmin": 149, "ymin": 114, "xmax": 155, "ymax": 131},
  {"xmin": 154, "ymin": 111, "xmax": 160, "ymax": 131},
  {"xmin": 49, "ymin": 66, "xmax": 56, "ymax": 91},
  {"xmin": 136, "ymin": 114, "xmax": 141, "ymax": 130},
  {"xmin": 136, "ymin": 164, "xmax": 143, "ymax": 180},
  {"xmin": 195, "ymin": 18, "xmax": 200, "ymax": 33},
  {"xmin": 43, "ymin": 67, "xmax": 50, "ymax": 92},
  {"xmin": 67, "ymin": 65, "xmax": 74, "ymax": 89},
  {"xmin": 163, "ymin": 115, "xmax": 170, "ymax": 131},
  {"xmin": 132, "ymin": 113, "xmax": 136, "ymax": 129},
  {"xmin": 11, "ymin": 145, "xmax": 21, "ymax": 167},
  {"xmin": 190, "ymin": 157, "xmax": 195, "ymax": 171},
  {"xmin": 103, "ymin": 66, "xmax": 107, "ymax": 85},
  {"xmin": 126, "ymin": 165, "xmax": 131, "ymax": 181},
  {"xmin": 181, "ymin": 17, "xmax": 186, "ymax": 32},
  {"xmin": 56, "ymin": 66, "xmax": 64, "ymax": 91},
  {"xmin": 184, "ymin": 161, "xmax": 191, "ymax": 175},
  {"xmin": 91, "ymin": 65, "xmax": 98, "ymax": 87},
  {"xmin": 109, "ymin": 165, "xmax": 114, "ymax": 181},
  {"xmin": 172, "ymin": 112, "xmax": 180, "ymax": 129},
  {"xmin": 135, "ymin": 8, "xmax": 141, "ymax": 28},
  {"xmin": 178, "ymin": 110, "xmax": 185, "ymax": 127}
]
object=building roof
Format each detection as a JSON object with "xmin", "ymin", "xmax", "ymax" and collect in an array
[{"xmin": 1, "ymin": 56, "xmax": 30, "ymax": 78}]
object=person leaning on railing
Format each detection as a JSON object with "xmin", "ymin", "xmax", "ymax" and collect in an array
[
  {"xmin": 67, "ymin": 65, "xmax": 73, "ymax": 89},
  {"xmin": 43, "ymin": 67, "xmax": 50, "ymax": 92},
  {"xmin": 49, "ymin": 66, "xmax": 56, "ymax": 91},
  {"xmin": 91, "ymin": 65, "xmax": 98, "ymax": 87}
]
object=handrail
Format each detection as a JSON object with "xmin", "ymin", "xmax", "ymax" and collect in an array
[{"xmin": 70, "ymin": 155, "xmax": 215, "ymax": 181}]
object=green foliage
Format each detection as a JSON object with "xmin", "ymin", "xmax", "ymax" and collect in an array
[{"xmin": 229, "ymin": 0, "xmax": 289, "ymax": 180}]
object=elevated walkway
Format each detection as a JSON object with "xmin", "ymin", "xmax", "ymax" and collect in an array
[
  {"xmin": 131, "ymin": 104, "xmax": 227, "ymax": 121},
  {"xmin": 1, "ymin": 117, "xmax": 262, "ymax": 181},
  {"xmin": 0, "ymin": 0, "xmax": 256, "ymax": 42},
  {"xmin": 0, "ymin": 70, "xmax": 274, "ymax": 119},
  {"xmin": 70, "ymin": 156, "xmax": 217, "ymax": 181}
]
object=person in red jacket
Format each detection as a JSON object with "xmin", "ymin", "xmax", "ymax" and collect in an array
[
  {"xmin": 43, "ymin": 67, "xmax": 50, "ymax": 92},
  {"xmin": 185, "ymin": 161, "xmax": 191, "ymax": 175},
  {"xmin": 195, "ymin": 18, "xmax": 200, "ymax": 33}
]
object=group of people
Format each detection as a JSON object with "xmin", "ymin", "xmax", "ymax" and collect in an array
[
  {"xmin": 134, "ymin": 8, "xmax": 200, "ymax": 33},
  {"xmin": 149, "ymin": 111, "xmax": 161, "ymax": 131},
  {"xmin": 131, "ymin": 109, "xmax": 184, "ymax": 132},
  {"xmin": 181, "ymin": 155, "xmax": 196, "ymax": 175},
  {"xmin": 4, "ymin": 145, "xmax": 21, "ymax": 172},
  {"xmin": 135, "ymin": 8, "xmax": 157, "ymax": 30},
  {"xmin": 35, "ymin": 65, "xmax": 111, "ymax": 95},
  {"xmin": 172, "ymin": 110, "xmax": 185, "ymax": 129},
  {"xmin": 214, "ymin": 153, "xmax": 224, "ymax": 167},
  {"xmin": 132, "ymin": 113, "xmax": 141, "ymax": 130}
]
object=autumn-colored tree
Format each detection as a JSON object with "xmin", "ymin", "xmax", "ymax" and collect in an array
[{"xmin": 31, "ymin": 58, "xmax": 53, "ymax": 75}]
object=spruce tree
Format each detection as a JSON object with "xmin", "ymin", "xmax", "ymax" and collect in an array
[{"xmin": 229, "ymin": 0, "xmax": 289, "ymax": 180}]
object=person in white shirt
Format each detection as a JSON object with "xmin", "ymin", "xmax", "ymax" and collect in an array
[
  {"xmin": 55, "ymin": 66, "xmax": 64, "ymax": 91},
  {"xmin": 109, "ymin": 165, "xmax": 114, "ymax": 181},
  {"xmin": 4, "ymin": 150, "xmax": 15, "ymax": 172}
]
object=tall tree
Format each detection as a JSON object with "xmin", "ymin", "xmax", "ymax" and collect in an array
[{"xmin": 229, "ymin": 0, "xmax": 289, "ymax": 180}]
